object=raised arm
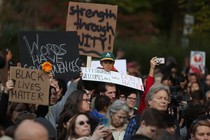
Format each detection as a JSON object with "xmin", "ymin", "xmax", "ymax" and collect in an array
[
  {"xmin": 45, "ymin": 76, "xmax": 81, "ymax": 128},
  {"xmin": 0, "ymin": 80, "xmax": 14, "ymax": 127},
  {"xmin": 138, "ymin": 57, "xmax": 157, "ymax": 114}
]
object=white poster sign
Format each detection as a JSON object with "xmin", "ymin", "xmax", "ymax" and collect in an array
[
  {"xmin": 190, "ymin": 51, "xmax": 206, "ymax": 74},
  {"xmin": 81, "ymin": 67, "xmax": 144, "ymax": 91}
]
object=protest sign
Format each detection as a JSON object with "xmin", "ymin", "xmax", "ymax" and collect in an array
[
  {"xmin": 81, "ymin": 67, "xmax": 144, "ymax": 91},
  {"xmin": 66, "ymin": 2, "xmax": 118, "ymax": 57},
  {"xmin": 9, "ymin": 67, "xmax": 50, "ymax": 105},
  {"xmin": 91, "ymin": 59, "xmax": 127, "ymax": 74},
  {"xmin": 18, "ymin": 31, "xmax": 81, "ymax": 82},
  {"xmin": 190, "ymin": 51, "xmax": 206, "ymax": 75}
]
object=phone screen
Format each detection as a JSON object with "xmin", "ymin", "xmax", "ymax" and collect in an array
[{"xmin": 100, "ymin": 117, "xmax": 109, "ymax": 127}]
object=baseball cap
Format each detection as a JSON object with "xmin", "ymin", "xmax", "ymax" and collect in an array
[{"xmin": 100, "ymin": 52, "xmax": 115, "ymax": 61}]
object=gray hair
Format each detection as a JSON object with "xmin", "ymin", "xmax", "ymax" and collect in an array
[
  {"xmin": 145, "ymin": 83, "xmax": 171, "ymax": 107},
  {"xmin": 106, "ymin": 100, "xmax": 130, "ymax": 122}
]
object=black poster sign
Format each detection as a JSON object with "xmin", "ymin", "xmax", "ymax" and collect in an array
[{"xmin": 19, "ymin": 31, "xmax": 81, "ymax": 82}]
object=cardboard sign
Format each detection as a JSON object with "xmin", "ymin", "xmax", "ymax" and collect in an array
[
  {"xmin": 9, "ymin": 67, "xmax": 50, "ymax": 105},
  {"xmin": 81, "ymin": 67, "xmax": 144, "ymax": 91},
  {"xmin": 18, "ymin": 31, "xmax": 81, "ymax": 82},
  {"xmin": 190, "ymin": 51, "xmax": 206, "ymax": 75},
  {"xmin": 66, "ymin": 2, "xmax": 118, "ymax": 57},
  {"xmin": 91, "ymin": 59, "xmax": 127, "ymax": 74}
]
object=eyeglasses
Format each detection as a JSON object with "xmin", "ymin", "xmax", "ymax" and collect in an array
[
  {"xmin": 78, "ymin": 120, "xmax": 90, "ymax": 126},
  {"xmin": 82, "ymin": 98, "xmax": 91, "ymax": 102},
  {"xmin": 127, "ymin": 97, "xmax": 137, "ymax": 101}
]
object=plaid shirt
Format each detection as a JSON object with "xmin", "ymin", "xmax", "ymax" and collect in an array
[{"xmin": 123, "ymin": 117, "xmax": 138, "ymax": 140}]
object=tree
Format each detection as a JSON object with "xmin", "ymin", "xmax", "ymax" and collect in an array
[{"xmin": 0, "ymin": 0, "xmax": 68, "ymax": 60}]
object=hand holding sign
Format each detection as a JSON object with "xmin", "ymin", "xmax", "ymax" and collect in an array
[
  {"xmin": 72, "ymin": 71, "xmax": 83, "ymax": 84},
  {"xmin": 9, "ymin": 67, "xmax": 50, "ymax": 105},
  {"xmin": 4, "ymin": 79, "xmax": 15, "ymax": 93},
  {"xmin": 81, "ymin": 67, "xmax": 144, "ymax": 91}
]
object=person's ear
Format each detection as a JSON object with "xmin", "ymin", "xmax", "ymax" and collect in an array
[
  {"xmin": 109, "ymin": 112, "xmax": 114, "ymax": 118},
  {"xmin": 140, "ymin": 120, "xmax": 146, "ymax": 127},
  {"xmin": 148, "ymin": 99, "xmax": 152, "ymax": 106},
  {"xmin": 63, "ymin": 122, "xmax": 67, "ymax": 128}
]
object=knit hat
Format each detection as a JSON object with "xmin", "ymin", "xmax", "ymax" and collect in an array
[{"xmin": 100, "ymin": 52, "xmax": 115, "ymax": 62}]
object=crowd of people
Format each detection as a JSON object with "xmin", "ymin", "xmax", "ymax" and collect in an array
[{"xmin": 0, "ymin": 48, "xmax": 210, "ymax": 140}]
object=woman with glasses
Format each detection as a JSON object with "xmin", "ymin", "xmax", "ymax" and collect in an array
[
  {"xmin": 66, "ymin": 112, "xmax": 110, "ymax": 140},
  {"xmin": 58, "ymin": 90, "xmax": 106, "ymax": 140},
  {"xmin": 60, "ymin": 90, "xmax": 91, "ymax": 118},
  {"xmin": 58, "ymin": 90, "xmax": 91, "ymax": 140},
  {"xmin": 190, "ymin": 118, "xmax": 210, "ymax": 140},
  {"xmin": 106, "ymin": 99, "xmax": 130, "ymax": 140},
  {"xmin": 125, "ymin": 90, "xmax": 138, "ymax": 118}
]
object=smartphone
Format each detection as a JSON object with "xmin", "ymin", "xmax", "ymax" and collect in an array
[
  {"xmin": 99, "ymin": 117, "xmax": 109, "ymax": 127},
  {"xmin": 156, "ymin": 58, "xmax": 165, "ymax": 64}
]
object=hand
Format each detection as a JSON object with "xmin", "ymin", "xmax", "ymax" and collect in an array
[
  {"xmin": 91, "ymin": 125, "xmax": 111, "ymax": 140},
  {"xmin": 103, "ymin": 132, "xmax": 113, "ymax": 140},
  {"xmin": 72, "ymin": 72, "xmax": 82, "ymax": 84},
  {"xmin": 150, "ymin": 57, "xmax": 158, "ymax": 69},
  {"xmin": 48, "ymin": 72, "xmax": 53, "ymax": 79},
  {"xmin": 5, "ymin": 79, "xmax": 14, "ymax": 93},
  {"xmin": 49, "ymin": 78, "xmax": 59, "ymax": 92}
]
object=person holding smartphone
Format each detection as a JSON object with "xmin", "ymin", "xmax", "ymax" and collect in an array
[{"xmin": 66, "ymin": 112, "xmax": 110, "ymax": 140}]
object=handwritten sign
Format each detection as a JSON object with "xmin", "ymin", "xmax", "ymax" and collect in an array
[
  {"xmin": 9, "ymin": 67, "xmax": 50, "ymax": 105},
  {"xmin": 81, "ymin": 67, "xmax": 144, "ymax": 91},
  {"xmin": 190, "ymin": 51, "xmax": 206, "ymax": 75},
  {"xmin": 91, "ymin": 59, "xmax": 127, "ymax": 74},
  {"xmin": 66, "ymin": 2, "xmax": 118, "ymax": 57},
  {"xmin": 18, "ymin": 31, "xmax": 81, "ymax": 82}
]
